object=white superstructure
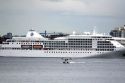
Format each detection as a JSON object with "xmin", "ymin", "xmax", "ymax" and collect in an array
[{"xmin": 0, "ymin": 30, "xmax": 125, "ymax": 57}]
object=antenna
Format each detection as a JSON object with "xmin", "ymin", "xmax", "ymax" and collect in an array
[
  {"xmin": 73, "ymin": 31, "xmax": 76, "ymax": 35},
  {"xmin": 92, "ymin": 26, "xmax": 96, "ymax": 35}
]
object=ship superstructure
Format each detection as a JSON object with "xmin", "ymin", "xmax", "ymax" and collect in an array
[{"xmin": 0, "ymin": 30, "xmax": 125, "ymax": 57}]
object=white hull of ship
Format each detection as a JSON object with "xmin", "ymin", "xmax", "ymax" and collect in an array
[{"xmin": 0, "ymin": 49, "xmax": 125, "ymax": 58}]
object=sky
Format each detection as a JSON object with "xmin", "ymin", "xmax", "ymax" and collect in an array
[{"xmin": 0, "ymin": 0, "xmax": 125, "ymax": 35}]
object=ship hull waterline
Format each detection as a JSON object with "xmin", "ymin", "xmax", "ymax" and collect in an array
[{"xmin": 0, "ymin": 49, "xmax": 125, "ymax": 58}]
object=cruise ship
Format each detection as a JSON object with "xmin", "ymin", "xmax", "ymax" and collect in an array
[{"xmin": 0, "ymin": 30, "xmax": 125, "ymax": 58}]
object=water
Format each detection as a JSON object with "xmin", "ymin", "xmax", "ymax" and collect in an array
[{"xmin": 0, "ymin": 57, "xmax": 125, "ymax": 83}]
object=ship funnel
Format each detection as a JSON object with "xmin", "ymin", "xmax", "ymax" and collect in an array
[{"xmin": 26, "ymin": 30, "xmax": 45, "ymax": 39}]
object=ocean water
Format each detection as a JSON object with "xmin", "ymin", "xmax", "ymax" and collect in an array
[{"xmin": 0, "ymin": 57, "xmax": 125, "ymax": 83}]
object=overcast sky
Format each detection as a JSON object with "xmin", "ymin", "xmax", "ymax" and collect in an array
[{"xmin": 0, "ymin": 0, "xmax": 125, "ymax": 35}]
